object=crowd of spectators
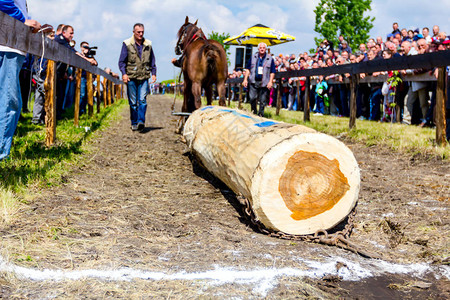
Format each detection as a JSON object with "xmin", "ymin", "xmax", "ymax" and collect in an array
[
  {"xmin": 227, "ymin": 22, "xmax": 450, "ymax": 139},
  {"xmin": 24, "ymin": 23, "xmax": 120, "ymax": 126}
]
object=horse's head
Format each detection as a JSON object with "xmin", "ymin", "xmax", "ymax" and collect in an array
[{"xmin": 175, "ymin": 16, "xmax": 198, "ymax": 55}]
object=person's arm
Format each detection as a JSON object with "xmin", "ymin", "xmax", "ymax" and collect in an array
[
  {"xmin": 150, "ymin": 48, "xmax": 157, "ymax": 80},
  {"xmin": 0, "ymin": 1, "xmax": 41, "ymax": 32},
  {"xmin": 0, "ymin": 0, "xmax": 25, "ymax": 22},
  {"xmin": 118, "ymin": 43, "xmax": 129, "ymax": 82},
  {"xmin": 266, "ymin": 58, "xmax": 276, "ymax": 89}
]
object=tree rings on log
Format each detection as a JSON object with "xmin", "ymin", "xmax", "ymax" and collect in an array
[{"xmin": 183, "ymin": 106, "xmax": 360, "ymax": 235}]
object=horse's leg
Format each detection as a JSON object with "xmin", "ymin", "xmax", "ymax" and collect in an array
[
  {"xmin": 205, "ymin": 85, "xmax": 212, "ymax": 106},
  {"xmin": 192, "ymin": 82, "xmax": 202, "ymax": 110},
  {"xmin": 217, "ymin": 80, "xmax": 226, "ymax": 106},
  {"xmin": 176, "ymin": 82, "xmax": 190, "ymax": 134}
]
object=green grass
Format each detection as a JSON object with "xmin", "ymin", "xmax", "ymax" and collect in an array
[
  {"xmin": 188, "ymin": 95, "xmax": 449, "ymax": 160},
  {"xmin": 0, "ymin": 99, "xmax": 127, "ymax": 205}
]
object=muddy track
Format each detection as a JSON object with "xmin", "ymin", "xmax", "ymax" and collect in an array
[{"xmin": 0, "ymin": 94, "xmax": 448, "ymax": 299}]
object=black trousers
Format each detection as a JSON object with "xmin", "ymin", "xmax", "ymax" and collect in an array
[{"xmin": 249, "ymin": 81, "xmax": 269, "ymax": 117}]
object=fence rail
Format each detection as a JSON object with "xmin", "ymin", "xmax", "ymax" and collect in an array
[
  {"xmin": 224, "ymin": 50, "xmax": 448, "ymax": 146},
  {"xmin": 0, "ymin": 11, "xmax": 124, "ymax": 146}
]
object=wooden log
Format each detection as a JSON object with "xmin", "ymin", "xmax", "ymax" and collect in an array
[
  {"xmin": 87, "ymin": 72, "xmax": 94, "ymax": 117},
  {"xmin": 74, "ymin": 68, "xmax": 82, "ymax": 127},
  {"xmin": 183, "ymin": 106, "xmax": 360, "ymax": 235},
  {"xmin": 44, "ymin": 60, "xmax": 56, "ymax": 147},
  {"xmin": 436, "ymin": 67, "xmax": 448, "ymax": 147}
]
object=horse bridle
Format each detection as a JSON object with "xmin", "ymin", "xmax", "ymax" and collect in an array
[
  {"xmin": 175, "ymin": 23, "xmax": 192, "ymax": 55},
  {"xmin": 175, "ymin": 23, "xmax": 206, "ymax": 55}
]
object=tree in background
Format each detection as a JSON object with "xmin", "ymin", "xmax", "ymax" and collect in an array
[
  {"xmin": 207, "ymin": 31, "xmax": 231, "ymax": 64},
  {"xmin": 313, "ymin": 0, "xmax": 374, "ymax": 53}
]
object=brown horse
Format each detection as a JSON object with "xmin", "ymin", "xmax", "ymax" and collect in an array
[{"xmin": 175, "ymin": 17, "xmax": 228, "ymax": 116}]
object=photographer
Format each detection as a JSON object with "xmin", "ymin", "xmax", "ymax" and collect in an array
[{"xmin": 79, "ymin": 41, "xmax": 98, "ymax": 114}]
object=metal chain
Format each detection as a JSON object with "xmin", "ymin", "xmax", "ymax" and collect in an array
[{"xmin": 237, "ymin": 195, "xmax": 380, "ymax": 259}]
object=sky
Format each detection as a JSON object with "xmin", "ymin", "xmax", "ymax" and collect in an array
[{"xmin": 28, "ymin": 0, "xmax": 449, "ymax": 81}]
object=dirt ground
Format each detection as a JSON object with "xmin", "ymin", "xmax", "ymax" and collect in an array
[{"xmin": 0, "ymin": 94, "xmax": 449, "ymax": 299}]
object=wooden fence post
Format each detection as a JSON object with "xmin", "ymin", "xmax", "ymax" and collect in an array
[
  {"xmin": 296, "ymin": 80, "xmax": 301, "ymax": 111},
  {"xmin": 74, "ymin": 68, "xmax": 82, "ymax": 127},
  {"xmin": 96, "ymin": 75, "xmax": 101, "ymax": 114},
  {"xmin": 238, "ymin": 83, "xmax": 243, "ymax": 109},
  {"xmin": 44, "ymin": 60, "xmax": 56, "ymax": 147},
  {"xmin": 276, "ymin": 79, "xmax": 282, "ymax": 116},
  {"xmin": 349, "ymin": 74, "xmax": 358, "ymax": 129},
  {"xmin": 436, "ymin": 67, "xmax": 448, "ymax": 147},
  {"xmin": 87, "ymin": 72, "xmax": 94, "ymax": 117},
  {"xmin": 304, "ymin": 76, "xmax": 311, "ymax": 122},
  {"xmin": 107, "ymin": 80, "xmax": 112, "ymax": 106},
  {"xmin": 102, "ymin": 78, "xmax": 107, "ymax": 107},
  {"xmin": 227, "ymin": 83, "xmax": 231, "ymax": 107}
]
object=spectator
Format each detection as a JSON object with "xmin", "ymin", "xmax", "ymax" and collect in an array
[
  {"xmin": 392, "ymin": 22, "xmax": 401, "ymax": 36},
  {"xmin": 54, "ymin": 25, "xmax": 76, "ymax": 120},
  {"xmin": 78, "ymin": 41, "xmax": 98, "ymax": 114},
  {"xmin": 367, "ymin": 49, "xmax": 383, "ymax": 121},
  {"xmin": 314, "ymin": 75, "xmax": 328, "ymax": 115},
  {"xmin": 401, "ymin": 28, "xmax": 409, "ymax": 42},
  {"xmin": 432, "ymin": 25, "xmax": 440, "ymax": 39},
  {"xmin": 339, "ymin": 40, "xmax": 352, "ymax": 54},
  {"xmin": 0, "ymin": 1, "xmax": 41, "ymax": 161},
  {"xmin": 422, "ymin": 27, "xmax": 432, "ymax": 44},
  {"xmin": 32, "ymin": 30, "xmax": 54, "ymax": 125}
]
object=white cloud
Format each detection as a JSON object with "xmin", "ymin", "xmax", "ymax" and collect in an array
[{"xmin": 26, "ymin": 0, "xmax": 449, "ymax": 80}]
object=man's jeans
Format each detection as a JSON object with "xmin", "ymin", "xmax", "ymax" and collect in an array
[
  {"xmin": 0, "ymin": 52, "xmax": 25, "ymax": 161},
  {"xmin": 127, "ymin": 79, "xmax": 149, "ymax": 125}
]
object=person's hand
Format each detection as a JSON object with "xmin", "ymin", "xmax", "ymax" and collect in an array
[
  {"xmin": 242, "ymin": 79, "xmax": 248, "ymax": 88},
  {"xmin": 151, "ymin": 75, "xmax": 156, "ymax": 83},
  {"xmin": 24, "ymin": 19, "xmax": 41, "ymax": 33},
  {"xmin": 267, "ymin": 81, "xmax": 273, "ymax": 89},
  {"xmin": 122, "ymin": 74, "xmax": 129, "ymax": 83}
]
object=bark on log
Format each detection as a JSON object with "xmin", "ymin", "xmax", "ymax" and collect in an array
[{"xmin": 183, "ymin": 106, "xmax": 360, "ymax": 235}]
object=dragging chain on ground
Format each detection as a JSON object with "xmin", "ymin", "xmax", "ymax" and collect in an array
[{"xmin": 237, "ymin": 195, "xmax": 381, "ymax": 259}]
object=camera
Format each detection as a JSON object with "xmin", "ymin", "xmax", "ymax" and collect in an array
[{"xmin": 82, "ymin": 45, "xmax": 97, "ymax": 58}]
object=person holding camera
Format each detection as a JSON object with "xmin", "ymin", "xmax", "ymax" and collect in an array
[{"xmin": 78, "ymin": 41, "xmax": 98, "ymax": 114}]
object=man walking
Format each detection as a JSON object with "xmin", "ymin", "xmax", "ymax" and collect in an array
[
  {"xmin": 242, "ymin": 42, "xmax": 275, "ymax": 117},
  {"xmin": 0, "ymin": 0, "xmax": 41, "ymax": 161},
  {"xmin": 118, "ymin": 23, "xmax": 157, "ymax": 131}
]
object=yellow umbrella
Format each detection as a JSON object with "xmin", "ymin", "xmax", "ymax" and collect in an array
[{"xmin": 224, "ymin": 24, "xmax": 295, "ymax": 46}]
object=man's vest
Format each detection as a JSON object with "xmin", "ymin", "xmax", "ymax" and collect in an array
[
  {"xmin": 124, "ymin": 36, "xmax": 152, "ymax": 80},
  {"xmin": 248, "ymin": 52, "xmax": 274, "ymax": 87}
]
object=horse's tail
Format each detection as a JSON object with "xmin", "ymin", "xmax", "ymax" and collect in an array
[{"xmin": 203, "ymin": 42, "xmax": 220, "ymax": 74}]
